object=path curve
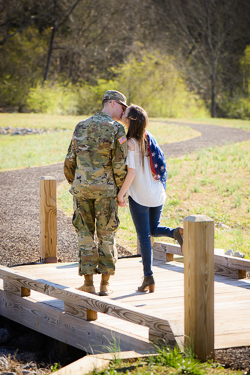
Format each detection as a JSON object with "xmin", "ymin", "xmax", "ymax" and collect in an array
[{"xmin": 1, "ymin": 123, "xmax": 250, "ymax": 267}]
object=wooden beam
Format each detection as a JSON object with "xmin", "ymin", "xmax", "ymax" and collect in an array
[
  {"xmin": 0, "ymin": 290, "xmax": 155, "ymax": 354},
  {"xmin": 40, "ymin": 176, "xmax": 57, "ymax": 263},
  {"xmin": 64, "ymin": 302, "xmax": 97, "ymax": 321},
  {"xmin": 0, "ymin": 265, "xmax": 178, "ymax": 344},
  {"xmin": 184, "ymin": 215, "xmax": 214, "ymax": 362},
  {"xmin": 153, "ymin": 242, "xmax": 250, "ymax": 279},
  {"xmin": 214, "ymin": 254, "xmax": 250, "ymax": 273},
  {"xmin": 153, "ymin": 242, "xmax": 182, "ymax": 259},
  {"xmin": 3, "ymin": 277, "xmax": 30, "ymax": 297},
  {"xmin": 55, "ymin": 350, "xmax": 158, "ymax": 375}
]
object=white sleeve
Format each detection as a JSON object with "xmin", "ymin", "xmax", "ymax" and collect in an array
[{"xmin": 126, "ymin": 150, "xmax": 136, "ymax": 169}]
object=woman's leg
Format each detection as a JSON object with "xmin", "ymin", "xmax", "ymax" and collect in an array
[
  {"xmin": 128, "ymin": 196, "xmax": 153, "ymax": 276},
  {"xmin": 149, "ymin": 205, "xmax": 184, "ymax": 251},
  {"xmin": 149, "ymin": 204, "xmax": 175, "ymax": 238}
]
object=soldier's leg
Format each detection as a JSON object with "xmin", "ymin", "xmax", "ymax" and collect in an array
[
  {"xmin": 95, "ymin": 197, "xmax": 119, "ymax": 275},
  {"xmin": 72, "ymin": 197, "xmax": 98, "ymax": 276}
]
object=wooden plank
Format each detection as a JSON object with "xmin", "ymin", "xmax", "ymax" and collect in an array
[
  {"xmin": 40, "ymin": 176, "xmax": 57, "ymax": 263},
  {"xmin": 214, "ymin": 254, "xmax": 250, "ymax": 272},
  {"xmin": 55, "ymin": 351, "xmax": 158, "ymax": 375},
  {"xmin": 184, "ymin": 215, "xmax": 214, "ymax": 361},
  {"xmin": 153, "ymin": 242, "xmax": 182, "ymax": 258},
  {"xmin": 3, "ymin": 276, "xmax": 31, "ymax": 297},
  {"xmin": 64, "ymin": 302, "xmax": 97, "ymax": 321},
  {"xmin": 0, "ymin": 290, "xmax": 155, "ymax": 354},
  {"xmin": 0, "ymin": 265, "xmax": 178, "ymax": 344},
  {"xmin": 153, "ymin": 242, "xmax": 250, "ymax": 278}
]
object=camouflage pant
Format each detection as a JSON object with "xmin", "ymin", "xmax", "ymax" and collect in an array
[{"xmin": 72, "ymin": 196, "xmax": 119, "ymax": 276}]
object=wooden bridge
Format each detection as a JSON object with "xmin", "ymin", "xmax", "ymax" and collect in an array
[
  {"xmin": 1, "ymin": 241, "xmax": 250, "ymax": 358},
  {"xmin": 1, "ymin": 176, "xmax": 250, "ymax": 373}
]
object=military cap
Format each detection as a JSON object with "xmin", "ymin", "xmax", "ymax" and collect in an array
[{"xmin": 102, "ymin": 90, "xmax": 128, "ymax": 107}]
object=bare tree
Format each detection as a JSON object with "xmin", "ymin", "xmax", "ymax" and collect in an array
[{"xmin": 151, "ymin": 0, "xmax": 250, "ymax": 117}]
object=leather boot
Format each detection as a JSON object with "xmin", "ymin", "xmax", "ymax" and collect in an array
[
  {"xmin": 137, "ymin": 275, "xmax": 155, "ymax": 293},
  {"xmin": 76, "ymin": 275, "xmax": 96, "ymax": 294},
  {"xmin": 174, "ymin": 227, "xmax": 184, "ymax": 254},
  {"xmin": 99, "ymin": 274, "xmax": 113, "ymax": 296}
]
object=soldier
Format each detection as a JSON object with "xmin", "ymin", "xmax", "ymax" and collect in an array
[{"xmin": 64, "ymin": 90, "xmax": 128, "ymax": 296}]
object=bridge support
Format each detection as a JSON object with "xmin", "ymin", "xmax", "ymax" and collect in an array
[{"xmin": 184, "ymin": 215, "xmax": 214, "ymax": 361}]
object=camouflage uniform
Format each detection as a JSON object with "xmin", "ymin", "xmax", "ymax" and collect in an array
[{"xmin": 64, "ymin": 108, "xmax": 127, "ymax": 276}]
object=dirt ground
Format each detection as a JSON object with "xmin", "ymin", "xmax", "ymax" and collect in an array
[{"xmin": 1, "ymin": 122, "xmax": 250, "ymax": 372}]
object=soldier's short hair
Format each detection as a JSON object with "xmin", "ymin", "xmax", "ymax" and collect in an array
[{"xmin": 102, "ymin": 98, "xmax": 111, "ymax": 108}]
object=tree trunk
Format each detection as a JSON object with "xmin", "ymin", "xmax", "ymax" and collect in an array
[
  {"xmin": 211, "ymin": 72, "xmax": 216, "ymax": 118},
  {"xmin": 43, "ymin": 25, "xmax": 56, "ymax": 82},
  {"xmin": 44, "ymin": 0, "xmax": 57, "ymax": 82}
]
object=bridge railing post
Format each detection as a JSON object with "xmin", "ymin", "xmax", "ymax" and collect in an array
[
  {"xmin": 184, "ymin": 214, "xmax": 214, "ymax": 361},
  {"xmin": 40, "ymin": 176, "xmax": 57, "ymax": 263}
]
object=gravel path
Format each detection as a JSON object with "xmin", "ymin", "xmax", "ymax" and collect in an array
[
  {"xmin": 1, "ymin": 122, "xmax": 250, "ymax": 371},
  {"xmin": 1, "ymin": 122, "xmax": 250, "ymax": 267}
]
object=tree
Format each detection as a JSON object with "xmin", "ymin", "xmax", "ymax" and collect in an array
[{"xmin": 151, "ymin": 0, "xmax": 250, "ymax": 117}]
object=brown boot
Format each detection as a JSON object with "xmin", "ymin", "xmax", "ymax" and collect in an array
[
  {"xmin": 174, "ymin": 227, "xmax": 184, "ymax": 254},
  {"xmin": 76, "ymin": 275, "xmax": 96, "ymax": 294},
  {"xmin": 99, "ymin": 274, "xmax": 113, "ymax": 296},
  {"xmin": 137, "ymin": 275, "xmax": 155, "ymax": 293}
]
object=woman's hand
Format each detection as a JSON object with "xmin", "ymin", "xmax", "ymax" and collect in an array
[{"xmin": 118, "ymin": 194, "xmax": 127, "ymax": 207}]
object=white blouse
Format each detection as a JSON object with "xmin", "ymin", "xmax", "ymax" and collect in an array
[{"xmin": 126, "ymin": 138, "xmax": 166, "ymax": 207}]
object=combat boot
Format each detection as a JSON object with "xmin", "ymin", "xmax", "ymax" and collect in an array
[
  {"xmin": 99, "ymin": 274, "xmax": 113, "ymax": 296},
  {"xmin": 76, "ymin": 275, "xmax": 96, "ymax": 294}
]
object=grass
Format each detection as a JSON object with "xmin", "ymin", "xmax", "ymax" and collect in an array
[
  {"xmin": 1, "ymin": 113, "xmax": 249, "ymax": 374},
  {"xmin": 93, "ymin": 345, "xmax": 243, "ymax": 375},
  {"xmin": 58, "ymin": 139, "xmax": 250, "ymax": 258},
  {"xmin": 1, "ymin": 114, "xmax": 250, "ymax": 257}
]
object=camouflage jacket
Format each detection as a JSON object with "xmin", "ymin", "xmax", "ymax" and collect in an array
[{"xmin": 64, "ymin": 111, "xmax": 127, "ymax": 199}]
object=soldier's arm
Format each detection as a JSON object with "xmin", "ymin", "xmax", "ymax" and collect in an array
[
  {"xmin": 111, "ymin": 127, "xmax": 127, "ymax": 190},
  {"xmin": 64, "ymin": 140, "xmax": 77, "ymax": 184}
]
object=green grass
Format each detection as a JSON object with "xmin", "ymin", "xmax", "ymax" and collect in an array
[
  {"xmin": 93, "ymin": 345, "xmax": 243, "ymax": 375},
  {"xmin": 0, "ymin": 113, "xmax": 84, "ymax": 130},
  {"xmin": 0, "ymin": 131, "xmax": 72, "ymax": 170},
  {"xmin": 1, "ymin": 113, "xmax": 250, "ymax": 257}
]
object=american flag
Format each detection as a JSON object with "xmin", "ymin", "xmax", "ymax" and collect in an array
[{"xmin": 146, "ymin": 130, "xmax": 167, "ymax": 189}]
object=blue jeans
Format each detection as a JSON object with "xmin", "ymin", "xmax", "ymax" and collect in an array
[{"xmin": 129, "ymin": 196, "xmax": 175, "ymax": 277}]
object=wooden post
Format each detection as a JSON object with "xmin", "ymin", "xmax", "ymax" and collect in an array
[
  {"xmin": 184, "ymin": 215, "xmax": 214, "ymax": 361},
  {"xmin": 40, "ymin": 176, "xmax": 57, "ymax": 263}
]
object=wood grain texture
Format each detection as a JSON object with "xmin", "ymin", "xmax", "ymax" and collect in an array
[
  {"xmin": 64, "ymin": 302, "xmax": 97, "ymax": 321},
  {"xmin": 153, "ymin": 241, "xmax": 250, "ymax": 279},
  {"xmin": 0, "ymin": 289, "xmax": 154, "ymax": 353},
  {"xmin": 0, "ymin": 265, "xmax": 176, "ymax": 344},
  {"xmin": 184, "ymin": 215, "xmax": 215, "ymax": 361},
  {"xmin": 55, "ymin": 351, "xmax": 158, "ymax": 375},
  {"xmin": 40, "ymin": 176, "xmax": 57, "ymax": 262}
]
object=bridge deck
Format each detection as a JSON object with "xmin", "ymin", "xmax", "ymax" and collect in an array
[{"xmin": 7, "ymin": 256, "xmax": 250, "ymax": 350}]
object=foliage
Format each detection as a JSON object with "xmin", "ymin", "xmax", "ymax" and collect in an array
[
  {"xmin": 96, "ymin": 345, "xmax": 238, "ymax": 375},
  {"xmin": 23, "ymin": 52, "xmax": 209, "ymax": 118},
  {"xmin": 218, "ymin": 46, "xmax": 250, "ymax": 120},
  {"xmin": 111, "ymin": 52, "xmax": 209, "ymax": 118},
  {"xmin": 0, "ymin": 27, "xmax": 48, "ymax": 111},
  {"xmin": 26, "ymin": 81, "xmax": 79, "ymax": 115}
]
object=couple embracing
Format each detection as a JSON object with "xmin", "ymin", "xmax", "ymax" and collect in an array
[{"xmin": 64, "ymin": 90, "xmax": 183, "ymax": 296}]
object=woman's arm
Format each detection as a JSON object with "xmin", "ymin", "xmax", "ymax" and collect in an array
[
  {"xmin": 117, "ymin": 167, "xmax": 136, "ymax": 205},
  {"xmin": 117, "ymin": 139, "xmax": 136, "ymax": 206}
]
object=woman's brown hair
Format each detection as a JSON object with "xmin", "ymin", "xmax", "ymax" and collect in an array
[{"xmin": 126, "ymin": 104, "xmax": 148, "ymax": 167}]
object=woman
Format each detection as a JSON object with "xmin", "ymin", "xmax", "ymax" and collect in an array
[{"xmin": 118, "ymin": 104, "xmax": 183, "ymax": 293}]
